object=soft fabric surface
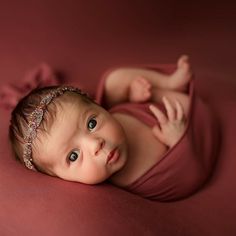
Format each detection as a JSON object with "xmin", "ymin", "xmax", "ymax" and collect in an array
[{"xmin": 0, "ymin": 1, "xmax": 236, "ymax": 235}]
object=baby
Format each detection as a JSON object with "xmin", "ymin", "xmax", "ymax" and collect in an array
[{"xmin": 9, "ymin": 55, "xmax": 191, "ymax": 190}]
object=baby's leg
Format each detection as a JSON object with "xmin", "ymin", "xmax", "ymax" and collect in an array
[
  {"xmin": 105, "ymin": 55, "xmax": 192, "ymax": 92},
  {"xmin": 152, "ymin": 89, "xmax": 190, "ymax": 117}
]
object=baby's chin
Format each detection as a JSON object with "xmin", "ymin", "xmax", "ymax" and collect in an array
[{"xmin": 79, "ymin": 176, "xmax": 110, "ymax": 185}]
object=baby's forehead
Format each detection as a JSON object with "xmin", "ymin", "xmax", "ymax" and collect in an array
[
  {"xmin": 55, "ymin": 94, "xmax": 93, "ymax": 116},
  {"xmin": 50, "ymin": 94, "xmax": 100, "ymax": 129},
  {"xmin": 35, "ymin": 94, "xmax": 84, "ymax": 137}
]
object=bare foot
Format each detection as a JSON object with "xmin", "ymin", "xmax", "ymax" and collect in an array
[{"xmin": 168, "ymin": 55, "xmax": 192, "ymax": 92}]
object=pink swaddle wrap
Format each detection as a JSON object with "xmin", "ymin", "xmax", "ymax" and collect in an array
[{"xmin": 96, "ymin": 65, "xmax": 219, "ymax": 201}]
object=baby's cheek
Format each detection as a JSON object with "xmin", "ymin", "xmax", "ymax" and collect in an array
[
  {"xmin": 110, "ymin": 120, "xmax": 125, "ymax": 137},
  {"xmin": 82, "ymin": 164, "xmax": 108, "ymax": 184}
]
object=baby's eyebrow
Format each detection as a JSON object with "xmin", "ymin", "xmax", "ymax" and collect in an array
[{"xmin": 81, "ymin": 107, "xmax": 93, "ymax": 123}]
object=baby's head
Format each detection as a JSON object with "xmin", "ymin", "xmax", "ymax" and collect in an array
[{"xmin": 9, "ymin": 85, "xmax": 128, "ymax": 184}]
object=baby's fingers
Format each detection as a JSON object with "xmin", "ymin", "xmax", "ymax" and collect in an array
[
  {"xmin": 163, "ymin": 96, "xmax": 175, "ymax": 121},
  {"xmin": 149, "ymin": 105, "xmax": 167, "ymax": 124},
  {"xmin": 152, "ymin": 125, "xmax": 164, "ymax": 141},
  {"xmin": 175, "ymin": 100, "xmax": 185, "ymax": 121}
]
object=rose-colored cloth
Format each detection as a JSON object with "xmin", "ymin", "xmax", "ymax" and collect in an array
[
  {"xmin": 0, "ymin": 63, "xmax": 60, "ymax": 110},
  {"xmin": 96, "ymin": 65, "xmax": 219, "ymax": 201}
]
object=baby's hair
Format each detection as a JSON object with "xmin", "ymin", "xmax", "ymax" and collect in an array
[{"xmin": 9, "ymin": 85, "xmax": 93, "ymax": 172}]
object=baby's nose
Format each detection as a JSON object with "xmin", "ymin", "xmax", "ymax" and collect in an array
[{"xmin": 91, "ymin": 137, "xmax": 105, "ymax": 156}]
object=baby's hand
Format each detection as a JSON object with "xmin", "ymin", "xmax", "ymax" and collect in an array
[
  {"xmin": 129, "ymin": 76, "xmax": 152, "ymax": 103},
  {"xmin": 149, "ymin": 97, "xmax": 187, "ymax": 147}
]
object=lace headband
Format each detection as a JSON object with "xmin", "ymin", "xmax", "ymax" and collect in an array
[{"xmin": 23, "ymin": 86, "xmax": 85, "ymax": 171}]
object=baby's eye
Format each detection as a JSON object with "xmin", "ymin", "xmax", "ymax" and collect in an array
[
  {"xmin": 68, "ymin": 150, "xmax": 80, "ymax": 162},
  {"xmin": 87, "ymin": 117, "xmax": 97, "ymax": 131}
]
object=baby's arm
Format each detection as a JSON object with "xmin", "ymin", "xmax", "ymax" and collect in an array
[{"xmin": 149, "ymin": 96, "xmax": 187, "ymax": 148}]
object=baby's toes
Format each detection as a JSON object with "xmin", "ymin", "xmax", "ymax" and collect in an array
[{"xmin": 178, "ymin": 55, "xmax": 189, "ymax": 67}]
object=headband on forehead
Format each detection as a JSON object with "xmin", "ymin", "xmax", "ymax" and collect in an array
[{"xmin": 23, "ymin": 86, "xmax": 85, "ymax": 171}]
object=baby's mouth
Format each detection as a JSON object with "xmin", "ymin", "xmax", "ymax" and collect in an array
[{"xmin": 106, "ymin": 148, "xmax": 120, "ymax": 164}]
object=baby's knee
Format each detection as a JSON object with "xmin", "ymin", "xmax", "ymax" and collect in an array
[{"xmin": 105, "ymin": 68, "xmax": 131, "ymax": 81}]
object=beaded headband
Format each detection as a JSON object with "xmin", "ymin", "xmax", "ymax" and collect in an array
[{"xmin": 23, "ymin": 86, "xmax": 85, "ymax": 171}]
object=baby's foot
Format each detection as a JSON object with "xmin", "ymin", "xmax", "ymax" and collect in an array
[
  {"xmin": 168, "ymin": 55, "xmax": 192, "ymax": 92},
  {"xmin": 129, "ymin": 76, "xmax": 152, "ymax": 102}
]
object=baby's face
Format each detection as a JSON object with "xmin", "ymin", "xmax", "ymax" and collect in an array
[{"xmin": 35, "ymin": 98, "xmax": 128, "ymax": 184}]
